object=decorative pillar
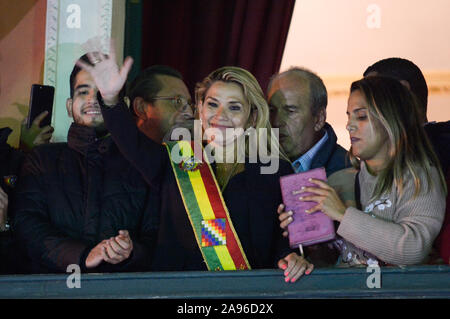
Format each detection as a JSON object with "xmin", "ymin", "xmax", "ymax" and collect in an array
[{"xmin": 44, "ymin": 0, "xmax": 125, "ymax": 142}]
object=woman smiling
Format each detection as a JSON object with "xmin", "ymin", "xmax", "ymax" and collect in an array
[
  {"xmin": 77, "ymin": 46, "xmax": 312, "ymax": 283},
  {"xmin": 194, "ymin": 67, "xmax": 287, "ymax": 189}
]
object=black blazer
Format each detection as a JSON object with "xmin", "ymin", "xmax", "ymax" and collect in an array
[{"xmin": 101, "ymin": 101, "xmax": 294, "ymax": 271}]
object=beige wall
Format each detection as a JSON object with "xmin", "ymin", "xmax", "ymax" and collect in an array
[
  {"xmin": 0, "ymin": 0, "xmax": 47, "ymax": 147},
  {"xmin": 281, "ymin": 0, "xmax": 450, "ymax": 150}
]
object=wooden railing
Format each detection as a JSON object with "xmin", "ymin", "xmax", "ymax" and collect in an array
[{"xmin": 0, "ymin": 265, "xmax": 449, "ymax": 299}]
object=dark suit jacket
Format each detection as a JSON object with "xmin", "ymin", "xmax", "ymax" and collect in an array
[
  {"xmin": 100, "ymin": 100, "xmax": 294, "ymax": 271},
  {"xmin": 0, "ymin": 127, "xmax": 25, "ymax": 274},
  {"xmin": 424, "ymin": 120, "xmax": 450, "ymax": 173},
  {"xmin": 310, "ymin": 123, "xmax": 350, "ymax": 176}
]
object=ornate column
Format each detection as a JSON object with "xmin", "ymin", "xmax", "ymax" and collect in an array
[{"xmin": 44, "ymin": 0, "xmax": 125, "ymax": 142}]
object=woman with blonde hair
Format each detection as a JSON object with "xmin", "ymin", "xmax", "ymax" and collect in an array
[
  {"xmin": 279, "ymin": 75, "xmax": 446, "ymax": 266},
  {"xmin": 77, "ymin": 47, "xmax": 313, "ymax": 282},
  {"xmin": 194, "ymin": 66, "xmax": 288, "ymax": 189}
]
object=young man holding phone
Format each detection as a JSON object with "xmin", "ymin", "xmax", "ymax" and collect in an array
[{"xmin": 11, "ymin": 54, "xmax": 155, "ymax": 274}]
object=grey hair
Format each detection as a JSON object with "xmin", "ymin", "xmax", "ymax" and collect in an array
[{"xmin": 267, "ymin": 67, "xmax": 327, "ymax": 116}]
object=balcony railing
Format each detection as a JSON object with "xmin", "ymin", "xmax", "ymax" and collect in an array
[{"xmin": 0, "ymin": 265, "xmax": 449, "ymax": 299}]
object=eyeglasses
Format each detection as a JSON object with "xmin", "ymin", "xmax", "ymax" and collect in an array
[{"xmin": 149, "ymin": 96, "xmax": 194, "ymax": 113}]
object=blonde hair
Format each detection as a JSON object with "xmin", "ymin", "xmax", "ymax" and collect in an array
[
  {"xmin": 349, "ymin": 76, "xmax": 446, "ymax": 199},
  {"xmin": 195, "ymin": 66, "xmax": 289, "ymax": 162}
]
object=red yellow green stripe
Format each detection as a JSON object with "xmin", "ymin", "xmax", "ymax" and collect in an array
[
  {"xmin": 164, "ymin": 141, "xmax": 250, "ymax": 271},
  {"xmin": 198, "ymin": 156, "xmax": 250, "ymax": 270}
]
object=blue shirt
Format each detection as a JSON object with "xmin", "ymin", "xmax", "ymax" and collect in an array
[{"xmin": 292, "ymin": 131, "xmax": 329, "ymax": 173}]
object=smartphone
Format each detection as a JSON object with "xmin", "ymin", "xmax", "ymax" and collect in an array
[{"xmin": 27, "ymin": 84, "xmax": 55, "ymax": 129}]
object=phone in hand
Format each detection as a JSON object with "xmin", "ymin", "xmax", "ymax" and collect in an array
[{"xmin": 27, "ymin": 84, "xmax": 55, "ymax": 129}]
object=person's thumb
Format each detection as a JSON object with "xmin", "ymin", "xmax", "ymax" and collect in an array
[{"xmin": 277, "ymin": 258, "xmax": 288, "ymax": 271}]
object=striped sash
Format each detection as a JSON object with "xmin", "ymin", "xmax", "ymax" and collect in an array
[{"xmin": 164, "ymin": 140, "xmax": 251, "ymax": 271}]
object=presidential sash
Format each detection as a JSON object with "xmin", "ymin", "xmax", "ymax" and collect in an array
[{"xmin": 164, "ymin": 141, "xmax": 251, "ymax": 271}]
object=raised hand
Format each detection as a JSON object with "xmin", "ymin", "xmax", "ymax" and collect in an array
[{"xmin": 76, "ymin": 39, "xmax": 133, "ymax": 106}]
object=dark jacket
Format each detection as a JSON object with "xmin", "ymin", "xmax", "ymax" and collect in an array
[
  {"xmin": 12, "ymin": 123, "xmax": 156, "ymax": 274},
  {"xmin": 0, "ymin": 127, "xmax": 24, "ymax": 194},
  {"xmin": 310, "ymin": 123, "xmax": 350, "ymax": 176},
  {"xmin": 0, "ymin": 128, "xmax": 25, "ymax": 274},
  {"xmin": 100, "ymin": 101, "xmax": 294, "ymax": 271},
  {"xmin": 424, "ymin": 121, "xmax": 450, "ymax": 173},
  {"xmin": 425, "ymin": 121, "xmax": 450, "ymax": 264}
]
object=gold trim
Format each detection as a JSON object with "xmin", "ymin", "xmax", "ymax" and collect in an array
[{"xmin": 322, "ymin": 72, "xmax": 450, "ymax": 97}]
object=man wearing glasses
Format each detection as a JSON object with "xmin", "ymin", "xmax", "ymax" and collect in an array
[{"xmin": 127, "ymin": 65, "xmax": 195, "ymax": 143}]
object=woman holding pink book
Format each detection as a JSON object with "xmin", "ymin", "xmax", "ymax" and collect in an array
[{"xmin": 279, "ymin": 76, "xmax": 447, "ymax": 266}]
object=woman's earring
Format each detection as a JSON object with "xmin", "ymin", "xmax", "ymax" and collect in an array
[{"xmin": 245, "ymin": 125, "xmax": 254, "ymax": 135}]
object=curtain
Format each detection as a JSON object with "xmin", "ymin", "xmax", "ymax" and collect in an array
[{"xmin": 134, "ymin": 0, "xmax": 295, "ymax": 95}]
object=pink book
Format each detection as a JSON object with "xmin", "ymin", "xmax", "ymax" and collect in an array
[{"xmin": 279, "ymin": 167, "xmax": 336, "ymax": 248}]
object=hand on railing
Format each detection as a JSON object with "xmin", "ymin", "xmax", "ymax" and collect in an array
[{"xmin": 278, "ymin": 252, "xmax": 314, "ymax": 283}]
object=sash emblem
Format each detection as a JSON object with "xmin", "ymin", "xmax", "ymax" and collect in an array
[{"xmin": 179, "ymin": 156, "xmax": 203, "ymax": 172}]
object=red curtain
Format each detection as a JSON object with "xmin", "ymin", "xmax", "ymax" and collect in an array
[{"xmin": 141, "ymin": 0, "xmax": 295, "ymax": 95}]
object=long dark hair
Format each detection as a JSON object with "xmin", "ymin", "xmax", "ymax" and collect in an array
[{"xmin": 349, "ymin": 76, "xmax": 446, "ymax": 199}]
